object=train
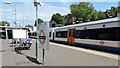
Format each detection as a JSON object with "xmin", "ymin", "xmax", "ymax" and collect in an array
[{"xmin": 29, "ymin": 17, "xmax": 120, "ymax": 54}]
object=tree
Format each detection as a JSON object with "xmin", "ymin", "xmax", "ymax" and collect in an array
[
  {"xmin": 34, "ymin": 18, "xmax": 43, "ymax": 26},
  {"xmin": 118, "ymin": 6, "xmax": 120, "ymax": 13},
  {"xmin": 70, "ymin": 2, "xmax": 94, "ymax": 22},
  {"xmin": 108, "ymin": 7, "xmax": 118, "ymax": 17},
  {"xmin": 51, "ymin": 13, "xmax": 65, "ymax": 25},
  {"xmin": 64, "ymin": 14, "xmax": 74, "ymax": 25},
  {"xmin": 97, "ymin": 11, "xmax": 106, "ymax": 20},
  {"xmin": 109, "ymin": 10, "xmax": 116, "ymax": 17},
  {"xmin": 0, "ymin": 21, "xmax": 10, "ymax": 26},
  {"xmin": 90, "ymin": 10, "xmax": 99, "ymax": 21},
  {"xmin": 0, "ymin": 21, "xmax": 1, "ymax": 26}
]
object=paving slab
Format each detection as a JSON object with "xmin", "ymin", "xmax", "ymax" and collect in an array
[{"xmin": 1, "ymin": 39, "xmax": 119, "ymax": 66}]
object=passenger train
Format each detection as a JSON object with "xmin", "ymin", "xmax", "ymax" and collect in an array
[{"xmin": 29, "ymin": 17, "xmax": 120, "ymax": 54}]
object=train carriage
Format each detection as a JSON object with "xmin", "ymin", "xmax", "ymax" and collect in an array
[
  {"xmin": 28, "ymin": 31, "xmax": 37, "ymax": 38},
  {"xmin": 50, "ymin": 17, "xmax": 120, "ymax": 54}
]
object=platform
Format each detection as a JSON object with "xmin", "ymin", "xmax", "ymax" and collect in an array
[{"xmin": 1, "ymin": 39, "xmax": 120, "ymax": 66}]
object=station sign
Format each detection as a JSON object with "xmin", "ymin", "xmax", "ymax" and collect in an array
[{"xmin": 38, "ymin": 21, "xmax": 49, "ymax": 50}]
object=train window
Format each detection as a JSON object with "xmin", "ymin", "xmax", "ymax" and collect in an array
[
  {"xmin": 56, "ymin": 32, "xmax": 61, "ymax": 37},
  {"xmin": 56, "ymin": 31, "xmax": 68, "ymax": 38},
  {"xmin": 75, "ymin": 27, "xmax": 120, "ymax": 41},
  {"xmin": 28, "ymin": 33, "xmax": 31, "ymax": 36},
  {"xmin": 75, "ymin": 30, "xmax": 88, "ymax": 39},
  {"xmin": 69, "ymin": 30, "xmax": 71, "ymax": 37},
  {"xmin": 97, "ymin": 28, "xmax": 111, "ymax": 40},
  {"xmin": 81, "ymin": 30, "xmax": 88, "ymax": 39},
  {"xmin": 33, "ymin": 33, "xmax": 34, "ymax": 36},
  {"xmin": 115, "ymin": 27, "xmax": 120, "ymax": 41},
  {"xmin": 75, "ymin": 30, "xmax": 81, "ymax": 38},
  {"xmin": 62, "ymin": 31, "xmax": 68, "ymax": 38},
  {"xmin": 49, "ymin": 32, "xmax": 51, "ymax": 37},
  {"xmin": 73, "ymin": 30, "xmax": 76, "ymax": 37}
]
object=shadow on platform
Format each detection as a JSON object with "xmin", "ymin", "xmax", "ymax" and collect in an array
[
  {"xmin": 14, "ymin": 48, "xmax": 41, "ymax": 65},
  {"xmin": 0, "ymin": 50, "xmax": 7, "ymax": 52},
  {"xmin": 9, "ymin": 45, "xmax": 16, "ymax": 47},
  {"xmin": 26, "ymin": 56, "xmax": 41, "ymax": 65}
]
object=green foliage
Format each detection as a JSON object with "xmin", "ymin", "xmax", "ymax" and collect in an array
[
  {"xmin": 70, "ymin": 2, "xmax": 94, "ymax": 22},
  {"xmin": 34, "ymin": 18, "xmax": 43, "ymax": 26},
  {"xmin": 70, "ymin": 2, "xmax": 119, "ymax": 23},
  {"xmin": 90, "ymin": 10, "xmax": 99, "ymax": 21},
  {"xmin": 0, "ymin": 21, "xmax": 1, "ymax": 26},
  {"xmin": 0, "ymin": 21, "xmax": 10, "ymax": 26},
  {"xmin": 64, "ymin": 14, "xmax": 73, "ymax": 25},
  {"xmin": 50, "ymin": 2, "xmax": 119, "ymax": 25},
  {"xmin": 51, "ymin": 13, "xmax": 65, "ymax": 25},
  {"xmin": 118, "ymin": 6, "xmax": 120, "ymax": 13},
  {"xmin": 67, "ymin": 14, "xmax": 73, "ymax": 24},
  {"xmin": 108, "ymin": 7, "xmax": 118, "ymax": 17},
  {"xmin": 109, "ymin": 10, "xmax": 116, "ymax": 17},
  {"xmin": 97, "ymin": 11, "xmax": 106, "ymax": 20}
]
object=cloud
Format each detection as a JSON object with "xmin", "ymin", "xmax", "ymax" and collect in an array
[
  {"xmin": 37, "ymin": 4, "xmax": 70, "ymax": 21},
  {"xmin": 0, "ymin": 13, "xmax": 3, "ymax": 17},
  {"xmin": 0, "ymin": 9, "xmax": 13, "ymax": 11},
  {"xmin": 1, "ymin": 2, "xmax": 70, "ymax": 26},
  {"xmin": 1, "ymin": 1, "xmax": 119, "ymax": 27},
  {"xmin": 0, "ymin": 9, "xmax": 6, "ymax": 11},
  {"xmin": 0, "ymin": 9, "xmax": 3, "ymax": 11}
]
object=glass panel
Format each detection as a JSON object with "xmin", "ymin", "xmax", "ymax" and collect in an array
[
  {"xmin": 75, "ymin": 27, "xmax": 119, "ymax": 41},
  {"xmin": 69, "ymin": 30, "xmax": 71, "ymax": 37}
]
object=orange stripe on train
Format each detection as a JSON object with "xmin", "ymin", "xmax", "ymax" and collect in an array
[{"xmin": 54, "ymin": 39, "xmax": 120, "ymax": 48}]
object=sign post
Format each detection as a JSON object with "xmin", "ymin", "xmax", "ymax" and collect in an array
[
  {"xmin": 38, "ymin": 21, "xmax": 49, "ymax": 65},
  {"xmin": 34, "ymin": 0, "xmax": 42, "ymax": 62},
  {"xmin": 43, "ymin": 49, "xmax": 45, "ymax": 65}
]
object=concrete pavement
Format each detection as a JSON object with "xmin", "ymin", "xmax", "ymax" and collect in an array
[{"xmin": 1, "ymin": 39, "xmax": 120, "ymax": 66}]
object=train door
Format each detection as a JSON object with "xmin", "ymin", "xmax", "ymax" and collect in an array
[
  {"xmin": 53, "ymin": 33, "xmax": 54, "ymax": 40},
  {"xmin": 34, "ymin": 32, "xmax": 36, "ymax": 39},
  {"xmin": 68, "ymin": 29, "xmax": 75, "ymax": 44}
]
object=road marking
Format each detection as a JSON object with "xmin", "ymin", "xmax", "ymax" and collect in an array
[{"xmin": 50, "ymin": 42, "xmax": 120, "ymax": 60}]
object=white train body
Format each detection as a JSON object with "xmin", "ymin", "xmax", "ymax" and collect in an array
[
  {"xmin": 49, "ymin": 17, "xmax": 120, "ymax": 53},
  {"xmin": 29, "ymin": 17, "xmax": 120, "ymax": 53}
]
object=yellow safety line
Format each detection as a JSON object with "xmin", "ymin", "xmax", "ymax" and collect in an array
[{"xmin": 50, "ymin": 42, "xmax": 120, "ymax": 60}]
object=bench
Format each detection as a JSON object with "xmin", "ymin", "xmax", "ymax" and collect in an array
[{"xmin": 14, "ymin": 41, "xmax": 32, "ymax": 52}]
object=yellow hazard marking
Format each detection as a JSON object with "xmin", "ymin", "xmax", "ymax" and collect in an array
[
  {"xmin": 39, "ymin": 30, "xmax": 45, "ymax": 45},
  {"xmin": 50, "ymin": 42, "xmax": 120, "ymax": 60}
]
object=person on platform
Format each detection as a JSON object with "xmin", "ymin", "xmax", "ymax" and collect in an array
[{"xmin": 23, "ymin": 38, "xmax": 32, "ymax": 47}]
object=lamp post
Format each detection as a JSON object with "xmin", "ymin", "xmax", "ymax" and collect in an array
[
  {"xmin": 13, "ymin": 5, "xmax": 17, "ymax": 26},
  {"xmin": 5, "ymin": 1, "xmax": 18, "ymax": 44},
  {"xmin": 5, "ymin": 1, "xmax": 17, "ymax": 27},
  {"xmin": 5, "ymin": 21, "xmax": 8, "ymax": 39},
  {"xmin": 4, "ymin": 1, "xmax": 11, "ymax": 40},
  {"xmin": 34, "ymin": 0, "xmax": 42, "ymax": 61}
]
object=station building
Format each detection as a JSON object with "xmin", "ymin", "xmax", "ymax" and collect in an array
[{"xmin": 0, "ymin": 26, "xmax": 29, "ymax": 39}]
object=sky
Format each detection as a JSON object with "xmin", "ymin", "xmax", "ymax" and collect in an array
[{"xmin": 0, "ymin": 0, "xmax": 119, "ymax": 27}]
